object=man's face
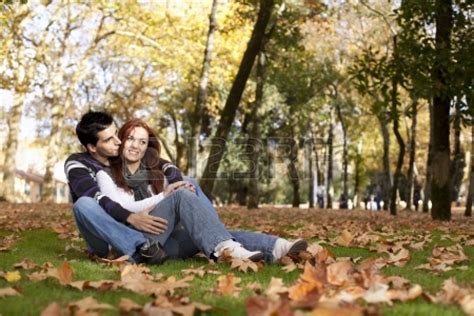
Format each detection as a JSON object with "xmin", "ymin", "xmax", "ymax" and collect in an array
[{"xmin": 87, "ymin": 124, "xmax": 121, "ymax": 163}]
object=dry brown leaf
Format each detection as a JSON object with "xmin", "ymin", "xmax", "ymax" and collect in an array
[
  {"xmin": 216, "ymin": 273, "xmax": 241, "ymax": 297},
  {"xmin": 362, "ymin": 283, "xmax": 392, "ymax": 305},
  {"xmin": 326, "ymin": 260, "xmax": 353, "ymax": 286},
  {"xmin": 68, "ymin": 296, "xmax": 114, "ymax": 314},
  {"xmin": 57, "ymin": 261, "xmax": 73, "ymax": 285},
  {"xmin": 387, "ymin": 284, "xmax": 423, "ymax": 302},
  {"xmin": 230, "ymin": 258, "xmax": 261, "ymax": 273},
  {"xmin": 0, "ymin": 287, "xmax": 20, "ymax": 298},
  {"xmin": 265, "ymin": 277, "xmax": 288, "ymax": 300},
  {"xmin": 288, "ymin": 262, "xmax": 325, "ymax": 302},
  {"xmin": 14, "ymin": 258, "xmax": 38, "ymax": 270},
  {"xmin": 40, "ymin": 302, "xmax": 63, "ymax": 316},
  {"xmin": 460, "ymin": 294, "xmax": 474, "ymax": 316},
  {"xmin": 246, "ymin": 296, "xmax": 293, "ymax": 316},
  {"xmin": 386, "ymin": 248, "xmax": 410, "ymax": 267},
  {"xmin": 153, "ymin": 275, "xmax": 194, "ymax": 296},
  {"xmin": 307, "ymin": 306, "xmax": 364, "ymax": 316},
  {"xmin": 335, "ymin": 230, "xmax": 354, "ymax": 247},
  {"xmin": 119, "ymin": 298, "xmax": 142, "ymax": 313}
]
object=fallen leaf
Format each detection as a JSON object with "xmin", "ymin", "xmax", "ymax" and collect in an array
[
  {"xmin": 288, "ymin": 262, "xmax": 325, "ymax": 302},
  {"xmin": 0, "ymin": 287, "xmax": 20, "ymax": 298},
  {"xmin": 460, "ymin": 294, "xmax": 474, "ymax": 316},
  {"xmin": 40, "ymin": 302, "xmax": 62, "ymax": 316},
  {"xmin": 119, "ymin": 298, "xmax": 142, "ymax": 313},
  {"xmin": 216, "ymin": 273, "xmax": 241, "ymax": 297},
  {"xmin": 386, "ymin": 248, "xmax": 410, "ymax": 267},
  {"xmin": 246, "ymin": 296, "xmax": 293, "ymax": 316},
  {"xmin": 362, "ymin": 283, "xmax": 392, "ymax": 305},
  {"xmin": 57, "ymin": 261, "xmax": 73, "ymax": 285},
  {"xmin": 335, "ymin": 230, "xmax": 354, "ymax": 247},
  {"xmin": 230, "ymin": 258, "xmax": 261, "ymax": 273},
  {"xmin": 14, "ymin": 258, "xmax": 38, "ymax": 270},
  {"xmin": 326, "ymin": 260, "xmax": 353, "ymax": 286},
  {"xmin": 265, "ymin": 277, "xmax": 288, "ymax": 300},
  {"xmin": 5, "ymin": 271, "xmax": 21, "ymax": 283},
  {"xmin": 68, "ymin": 296, "xmax": 114, "ymax": 314}
]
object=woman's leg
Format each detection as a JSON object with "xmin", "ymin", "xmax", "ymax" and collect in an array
[
  {"xmin": 183, "ymin": 177, "xmax": 307, "ymax": 262},
  {"xmin": 148, "ymin": 188, "xmax": 234, "ymax": 257}
]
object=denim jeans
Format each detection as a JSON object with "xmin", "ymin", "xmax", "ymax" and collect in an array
[
  {"xmin": 149, "ymin": 177, "xmax": 278, "ymax": 262},
  {"xmin": 72, "ymin": 196, "xmax": 147, "ymax": 260},
  {"xmin": 72, "ymin": 177, "xmax": 278, "ymax": 263}
]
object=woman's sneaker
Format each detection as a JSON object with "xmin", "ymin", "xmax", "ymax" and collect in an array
[
  {"xmin": 272, "ymin": 238, "xmax": 308, "ymax": 262},
  {"xmin": 214, "ymin": 240, "xmax": 264, "ymax": 262}
]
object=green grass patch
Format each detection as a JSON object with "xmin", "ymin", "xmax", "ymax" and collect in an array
[{"xmin": 0, "ymin": 228, "xmax": 472, "ymax": 315}]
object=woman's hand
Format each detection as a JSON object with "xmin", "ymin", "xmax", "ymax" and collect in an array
[
  {"xmin": 163, "ymin": 181, "xmax": 196, "ymax": 197},
  {"xmin": 126, "ymin": 206, "xmax": 168, "ymax": 235}
]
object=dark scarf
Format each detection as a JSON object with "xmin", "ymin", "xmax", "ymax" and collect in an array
[{"xmin": 124, "ymin": 163, "xmax": 152, "ymax": 201}]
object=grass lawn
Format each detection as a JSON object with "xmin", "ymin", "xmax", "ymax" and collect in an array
[{"xmin": 0, "ymin": 203, "xmax": 473, "ymax": 315}]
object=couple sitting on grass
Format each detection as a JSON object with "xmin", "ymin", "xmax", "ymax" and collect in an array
[{"xmin": 65, "ymin": 111, "xmax": 307, "ymax": 265}]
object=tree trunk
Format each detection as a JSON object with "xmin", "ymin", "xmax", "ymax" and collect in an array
[
  {"xmin": 335, "ymin": 103, "xmax": 348, "ymax": 205},
  {"xmin": 0, "ymin": 90, "xmax": 24, "ymax": 201},
  {"xmin": 423, "ymin": 101, "xmax": 434, "ymax": 213},
  {"xmin": 246, "ymin": 50, "xmax": 266, "ymax": 209},
  {"xmin": 307, "ymin": 138, "xmax": 315, "ymax": 208},
  {"xmin": 406, "ymin": 98, "xmax": 418, "ymax": 210},
  {"xmin": 41, "ymin": 101, "xmax": 68, "ymax": 202},
  {"xmin": 171, "ymin": 112, "xmax": 185, "ymax": 169},
  {"xmin": 378, "ymin": 112, "xmax": 392, "ymax": 210},
  {"xmin": 431, "ymin": 0, "xmax": 453, "ymax": 221},
  {"xmin": 389, "ymin": 43, "xmax": 405, "ymax": 216},
  {"xmin": 353, "ymin": 141, "xmax": 363, "ymax": 207},
  {"xmin": 465, "ymin": 123, "xmax": 474, "ymax": 217},
  {"xmin": 326, "ymin": 112, "xmax": 334, "ymax": 209},
  {"xmin": 465, "ymin": 94, "xmax": 473, "ymax": 217},
  {"xmin": 288, "ymin": 136, "xmax": 300, "ymax": 208},
  {"xmin": 189, "ymin": 0, "xmax": 218, "ymax": 178},
  {"xmin": 200, "ymin": 0, "xmax": 275, "ymax": 198},
  {"xmin": 450, "ymin": 101, "xmax": 464, "ymax": 204}
]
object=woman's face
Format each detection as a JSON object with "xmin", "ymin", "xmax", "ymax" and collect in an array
[{"xmin": 122, "ymin": 126, "xmax": 149, "ymax": 164}]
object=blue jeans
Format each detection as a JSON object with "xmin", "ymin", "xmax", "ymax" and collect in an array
[
  {"xmin": 72, "ymin": 177, "xmax": 278, "ymax": 262},
  {"xmin": 151, "ymin": 177, "xmax": 277, "ymax": 262},
  {"xmin": 73, "ymin": 196, "xmax": 147, "ymax": 261}
]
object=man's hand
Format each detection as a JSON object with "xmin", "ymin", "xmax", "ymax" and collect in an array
[
  {"xmin": 126, "ymin": 207, "xmax": 168, "ymax": 235},
  {"xmin": 163, "ymin": 181, "xmax": 196, "ymax": 197}
]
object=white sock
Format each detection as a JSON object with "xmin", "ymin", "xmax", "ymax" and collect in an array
[
  {"xmin": 272, "ymin": 238, "xmax": 289, "ymax": 261},
  {"xmin": 214, "ymin": 239, "xmax": 238, "ymax": 257}
]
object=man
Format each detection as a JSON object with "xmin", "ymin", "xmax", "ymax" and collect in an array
[{"xmin": 65, "ymin": 112, "xmax": 173, "ymax": 264}]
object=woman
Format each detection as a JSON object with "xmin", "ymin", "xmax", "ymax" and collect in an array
[{"xmin": 98, "ymin": 119, "xmax": 307, "ymax": 263}]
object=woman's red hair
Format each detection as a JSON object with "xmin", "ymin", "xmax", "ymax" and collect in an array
[{"xmin": 110, "ymin": 119, "xmax": 165, "ymax": 194}]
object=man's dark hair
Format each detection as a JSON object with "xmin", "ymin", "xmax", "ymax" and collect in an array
[{"xmin": 76, "ymin": 111, "xmax": 114, "ymax": 147}]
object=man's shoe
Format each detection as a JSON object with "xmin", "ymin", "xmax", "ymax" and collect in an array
[
  {"xmin": 273, "ymin": 238, "xmax": 308, "ymax": 262},
  {"xmin": 138, "ymin": 239, "xmax": 168, "ymax": 265},
  {"xmin": 214, "ymin": 240, "xmax": 264, "ymax": 262}
]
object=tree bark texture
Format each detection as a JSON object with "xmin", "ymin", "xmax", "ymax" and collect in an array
[
  {"xmin": 246, "ymin": 50, "xmax": 266, "ymax": 209},
  {"xmin": 200, "ymin": 0, "xmax": 275, "ymax": 198},
  {"xmin": 431, "ymin": 0, "xmax": 453, "ymax": 221},
  {"xmin": 406, "ymin": 99, "xmax": 418, "ymax": 210},
  {"xmin": 189, "ymin": 0, "xmax": 218, "ymax": 178}
]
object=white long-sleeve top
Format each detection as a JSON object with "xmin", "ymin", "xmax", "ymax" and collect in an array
[{"xmin": 96, "ymin": 170, "xmax": 165, "ymax": 213}]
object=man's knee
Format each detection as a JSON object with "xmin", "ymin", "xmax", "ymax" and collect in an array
[
  {"xmin": 73, "ymin": 197, "xmax": 104, "ymax": 219},
  {"xmin": 73, "ymin": 197, "xmax": 96, "ymax": 212}
]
